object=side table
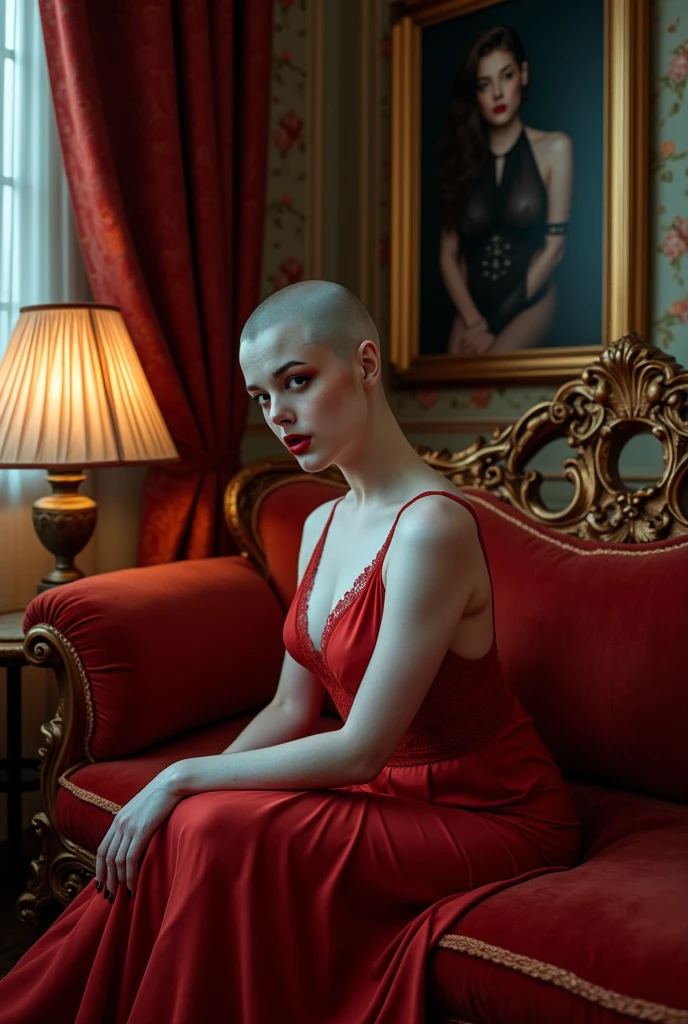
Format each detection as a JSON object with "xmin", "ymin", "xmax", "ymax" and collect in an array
[{"xmin": 0, "ymin": 609, "xmax": 41, "ymax": 883}]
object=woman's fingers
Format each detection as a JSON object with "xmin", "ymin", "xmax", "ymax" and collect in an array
[
  {"xmin": 115, "ymin": 833, "xmax": 131, "ymax": 889},
  {"xmin": 126, "ymin": 836, "xmax": 144, "ymax": 897},
  {"xmin": 106, "ymin": 831, "xmax": 125, "ymax": 898},
  {"xmin": 96, "ymin": 825, "xmax": 117, "ymax": 892}
]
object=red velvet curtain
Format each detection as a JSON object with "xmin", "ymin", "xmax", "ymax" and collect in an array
[{"xmin": 38, "ymin": 0, "xmax": 273, "ymax": 563}]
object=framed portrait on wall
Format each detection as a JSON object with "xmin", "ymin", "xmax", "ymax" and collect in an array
[{"xmin": 389, "ymin": 0, "xmax": 650, "ymax": 386}]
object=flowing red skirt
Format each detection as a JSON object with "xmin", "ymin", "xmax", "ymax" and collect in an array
[{"xmin": 0, "ymin": 701, "xmax": 579, "ymax": 1023}]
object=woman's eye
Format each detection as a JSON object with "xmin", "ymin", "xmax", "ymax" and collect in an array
[{"xmin": 252, "ymin": 375, "xmax": 309, "ymax": 406}]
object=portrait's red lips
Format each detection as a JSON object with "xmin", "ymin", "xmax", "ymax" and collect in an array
[{"xmin": 493, "ymin": 103, "xmax": 507, "ymax": 114}]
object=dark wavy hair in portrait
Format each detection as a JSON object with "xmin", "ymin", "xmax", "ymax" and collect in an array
[{"xmin": 436, "ymin": 25, "xmax": 530, "ymax": 228}]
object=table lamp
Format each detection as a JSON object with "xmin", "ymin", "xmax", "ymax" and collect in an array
[{"xmin": 0, "ymin": 303, "xmax": 179, "ymax": 593}]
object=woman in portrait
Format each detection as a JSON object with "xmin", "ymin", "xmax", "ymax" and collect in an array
[
  {"xmin": 437, "ymin": 25, "xmax": 573, "ymax": 355},
  {"xmin": 0, "ymin": 282, "xmax": 580, "ymax": 1023}
]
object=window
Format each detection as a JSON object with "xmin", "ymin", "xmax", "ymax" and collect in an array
[{"xmin": 0, "ymin": 0, "xmax": 17, "ymax": 357}]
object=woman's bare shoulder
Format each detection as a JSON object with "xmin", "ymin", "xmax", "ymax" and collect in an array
[{"xmin": 526, "ymin": 126, "xmax": 572, "ymax": 158}]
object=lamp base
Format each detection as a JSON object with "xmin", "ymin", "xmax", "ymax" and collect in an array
[{"xmin": 32, "ymin": 470, "xmax": 97, "ymax": 594}]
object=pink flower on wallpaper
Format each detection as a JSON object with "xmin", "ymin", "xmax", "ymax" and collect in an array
[
  {"xmin": 671, "ymin": 299, "xmax": 688, "ymax": 324},
  {"xmin": 281, "ymin": 192, "xmax": 293, "ymax": 207},
  {"xmin": 272, "ymin": 256, "xmax": 303, "ymax": 291},
  {"xmin": 469, "ymin": 387, "xmax": 494, "ymax": 409},
  {"xmin": 273, "ymin": 124, "xmax": 293, "ymax": 152},
  {"xmin": 671, "ymin": 216, "xmax": 688, "ymax": 241},
  {"xmin": 661, "ymin": 229, "xmax": 688, "ymax": 260},
  {"xmin": 416, "ymin": 388, "xmax": 437, "ymax": 409},
  {"xmin": 661, "ymin": 139, "xmax": 676, "ymax": 157},
  {"xmin": 280, "ymin": 49, "xmax": 292, "ymax": 63},
  {"xmin": 380, "ymin": 35, "xmax": 391, "ymax": 59},
  {"xmin": 276, "ymin": 0, "xmax": 294, "ymax": 7},
  {"xmin": 281, "ymin": 110, "xmax": 304, "ymax": 142},
  {"xmin": 669, "ymin": 46, "xmax": 688, "ymax": 81},
  {"xmin": 272, "ymin": 112, "xmax": 304, "ymax": 153},
  {"xmin": 379, "ymin": 234, "xmax": 390, "ymax": 266}
]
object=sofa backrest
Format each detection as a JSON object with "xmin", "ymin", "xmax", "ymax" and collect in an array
[
  {"xmin": 256, "ymin": 480, "xmax": 688, "ymax": 803},
  {"xmin": 452, "ymin": 488, "xmax": 687, "ymax": 803}
]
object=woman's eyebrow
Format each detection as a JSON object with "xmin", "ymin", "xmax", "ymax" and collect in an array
[
  {"xmin": 477, "ymin": 62, "xmax": 515, "ymax": 83},
  {"xmin": 245, "ymin": 360, "xmax": 309, "ymax": 392}
]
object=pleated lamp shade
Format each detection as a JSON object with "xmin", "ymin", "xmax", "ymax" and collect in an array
[{"xmin": 0, "ymin": 304, "xmax": 179, "ymax": 468}]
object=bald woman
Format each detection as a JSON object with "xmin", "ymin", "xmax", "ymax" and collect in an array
[{"xmin": 0, "ymin": 281, "xmax": 580, "ymax": 1024}]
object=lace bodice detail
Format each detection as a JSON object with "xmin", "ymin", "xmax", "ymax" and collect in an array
[{"xmin": 290, "ymin": 491, "xmax": 514, "ymax": 766}]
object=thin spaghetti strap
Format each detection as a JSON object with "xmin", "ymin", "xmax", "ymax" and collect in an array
[{"xmin": 385, "ymin": 490, "xmax": 496, "ymax": 633}]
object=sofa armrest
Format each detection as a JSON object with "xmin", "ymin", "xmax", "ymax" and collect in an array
[{"xmin": 23, "ymin": 557, "xmax": 285, "ymax": 813}]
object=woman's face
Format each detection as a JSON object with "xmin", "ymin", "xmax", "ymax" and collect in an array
[
  {"xmin": 475, "ymin": 48, "xmax": 528, "ymax": 127},
  {"xmin": 240, "ymin": 326, "xmax": 371, "ymax": 473}
]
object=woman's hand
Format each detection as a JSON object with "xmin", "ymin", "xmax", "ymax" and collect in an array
[
  {"xmin": 96, "ymin": 770, "xmax": 180, "ymax": 900},
  {"xmin": 461, "ymin": 321, "xmax": 496, "ymax": 354}
]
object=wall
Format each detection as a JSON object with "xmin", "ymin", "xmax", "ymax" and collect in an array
[{"xmin": 242, "ymin": 0, "xmax": 688, "ymax": 511}]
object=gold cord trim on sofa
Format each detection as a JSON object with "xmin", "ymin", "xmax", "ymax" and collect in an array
[
  {"xmin": 58, "ymin": 767, "xmax": 121, "ymax": 816},
  {"xmin": 466, "ymin": 494, "xmax": 688, "ymax": 559},
  {"xmin": 36, "ymin": 624, "xmax": 97, "ymax": 763},
  {"xmin": 437, "ymin": 935, "xmax": 688, "ymax": 1023},
  {"xmin": 57, "ymin": 630, "xmax": 97, "ymax": 762}
]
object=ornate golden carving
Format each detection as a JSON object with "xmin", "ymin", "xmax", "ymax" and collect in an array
[
  {"xmin": 17, "ymin": 624, "xmax": 96, "ymax": 918},
  {"xmin": 17, "ymin": 812, "xmax": 94, "ymax": 924},
  {"xmin": 415, "ymin": 333, "xmax": 688, "ymax": 541}
]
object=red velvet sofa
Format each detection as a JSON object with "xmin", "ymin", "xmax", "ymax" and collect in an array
[{"xmin": 17, "ymin": 335, "xmax": 688, "ymax": 1023}]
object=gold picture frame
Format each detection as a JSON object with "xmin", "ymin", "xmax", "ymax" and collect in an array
[{"xmin": 389, "ymin": 0, "xmax": 650, "ymax": 386}]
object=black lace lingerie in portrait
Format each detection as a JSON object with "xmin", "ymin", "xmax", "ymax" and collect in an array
[{"xmin": 456, "ymin": 128, "xmax": 567, "ymax": 336}]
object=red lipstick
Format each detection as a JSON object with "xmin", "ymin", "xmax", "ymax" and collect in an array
[
  {"xmin": 493, "ymin": 103, "xmax": 507, "ymax": 114},
  {"xmin": 284, "ymin": 435, "xmax": 312, "ymax": 455}
]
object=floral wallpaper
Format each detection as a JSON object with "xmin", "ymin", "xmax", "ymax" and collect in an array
[
  {"xmin": 251, "ymin": 0, "xmax": 688, "ymax": 432},
  {"xmin": 259, "ymin": 0, "xmax": 307, "ymax": 302},
  {"xmin": 652, "ymin": 0, "xmax": 688, "ymax": 365}
]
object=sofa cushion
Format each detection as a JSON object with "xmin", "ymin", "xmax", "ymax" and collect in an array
[
  {"xmin": 461, "ymin": 488, "xmax": 688, "ymax": 803},
  {"xmin": 55, "ymin": 713, "xmax": 343, "ymax": 854},
  {"xmin": 25, "ymin": 556, "xmax": 286, "ymax": 761},
  {"xmin": 429, "ymin": 780, "xmax": 688, "ymax": 1024}
]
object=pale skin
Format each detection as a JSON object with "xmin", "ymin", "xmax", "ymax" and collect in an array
[
  {"xmin": 439, "ymin": 49, "xmax": 573, "ymax": 354},
  {"xmin": 96, "ymin": 301, "xmax": 493, "ymax": 900}
]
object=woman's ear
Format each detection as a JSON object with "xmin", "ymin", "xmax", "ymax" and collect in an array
[
  {"xmin": 520, "ymin": 60, "xmax": 529, "ymax": 89},
  {"xmin": 359, "ymin": 339, "xmax": 381, "ymax": 389}
]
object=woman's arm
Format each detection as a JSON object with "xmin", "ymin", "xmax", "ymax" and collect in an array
[
  {"xmin": 220, "ymin": 700, "xmax": 318, "ymax": 755},
  {"xmin": 439, "ymin": 228, "xmax": 485, "ymax": 328},
  {"xmin": 170, "ymin": 730, "xmax": 369, "ymax": 796},
  {"xmin": 96, "ymin": 731, "xmax": 368, "ymax": 899},
  {"xmin": 524, "ymin": 132, "xmax": 573, "ymax": 298}
]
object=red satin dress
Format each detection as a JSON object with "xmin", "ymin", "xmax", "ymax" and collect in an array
[{"xmin": 0, "ymin": 491, "xmax": 580, "ymax": 1023}]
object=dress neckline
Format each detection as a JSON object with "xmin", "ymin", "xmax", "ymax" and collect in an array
[
  {"xmin": 298, "ymin": 490, "xmax": 497, "ymax": 666},
  {"xmin": 489, "ymin": 126, "xmax": 525, "ymax": 161}
]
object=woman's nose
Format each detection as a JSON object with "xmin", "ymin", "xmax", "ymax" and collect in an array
[{"xmin": 270, "ymin": 402, "xmax": 293, "ymax": 428}]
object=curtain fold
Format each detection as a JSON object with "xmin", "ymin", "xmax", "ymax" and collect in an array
[{"xmin": 37, "ymin": 0, "xmax": 273, "ymax": 564}]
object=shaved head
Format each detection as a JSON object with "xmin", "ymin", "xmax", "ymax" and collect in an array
[{"xmin": 240, "ymin": 280, "xmax": 379, "ymax": 370}]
